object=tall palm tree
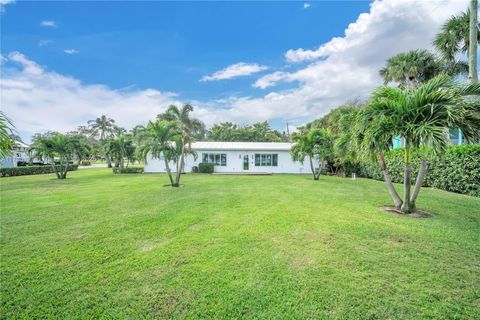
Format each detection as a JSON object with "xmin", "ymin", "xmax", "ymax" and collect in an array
[
  {"xmin": 434, "ymin": 9, "xmax": 479, "ymax": 62},
  {"xmin": 361, "ymin": 74, "xmax": 480, "ymax": 213},
  {"xmin": 157, "ymin": 104, "xmax": 205, "ymax": 176},
  {"xmin": 87, "ymin": 115, "xmax": 115, "ymax": 140},
  {"xmin": 88, "ymin": 115, "xmax": 116, "ymax": 167},
  {"xmin": 291, "ymin": 128, "xmax": 332, "ymax": 180},
  {"xmin": 29, "ymin": 133, "xmax": 79, "ymax": 179},
  {"xmin": 137, "ymin": 120, "xmax": 181, "ymax": 187}
]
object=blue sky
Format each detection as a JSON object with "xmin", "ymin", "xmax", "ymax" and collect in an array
[
  {"xmin": 2, "ymin": 1, "xmax": 370, "ymax": 100},
  {"xmin": 0, "ymin": 0, "xmax": 471, "ymax": 141}
]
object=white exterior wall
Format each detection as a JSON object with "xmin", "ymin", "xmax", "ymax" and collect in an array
[{"xmin": 145, "ymin": 149, "xmax": 316, "ymax": 174}]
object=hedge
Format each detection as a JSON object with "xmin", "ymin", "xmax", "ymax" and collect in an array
[
  {"xmin": 0, "ymin": 164, "xmax": 79, "ymax": 177},
  {"xmin": 359, "ymin": 145, "xmax": 480, "ymax": 197},
  {"xmin": 112, "ymin": 167, "xmax": 144, "ymax": 174},
  {"xmin": 198, "ymin": 162, "xmax": 214, "ymax": 174}
]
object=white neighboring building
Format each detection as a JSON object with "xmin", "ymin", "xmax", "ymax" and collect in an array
[
  {"xmin": 144, "ymin": 141, "xmax": 317, "ymax": 174},
  {"xmin": 0, "ymin": 142, "xmax": 29, "ymax": 168}
]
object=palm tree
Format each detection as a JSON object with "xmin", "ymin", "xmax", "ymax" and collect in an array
[
  {"xmin": 361, "ymin": 74, "xmax": 480, "ymax": 213},
  {"xmin": 87, "ymin": 115, "xmax": 115, "ymax": 140},
  {"xmin": 29, "ymin": 133, "xmax": 79, "ymax": 179},
  {"xmin": 157, "ymin": 104, "xmax": 205, "ymax": 177},
  {"xmin": 380, "ymin": 50, "xmax": 444, "ymax": 88},
  {"xmin": 88, "ymin": 115, "xmax": 116, "ymax": 167},
  {"xmin": 137, "ymin": 120, "xmax": 181, "ymax": 187},
  {"xmin": 434, "ymin": 9, "xmax": 479, "ymax": 62},
  {"xmin": 68, "ymin": 134, "xmax": 92, "ymax": 165},
  {"xmin": 107, "ymin": 135, "xmax": 135, "ymax": 168},
  {"xmin": 291, "ymin": 128, "xmax": 332, "ymax": 180},
  {"xmin": 0, "ymin": 111, "xmax": 15, "ymax": 158}
]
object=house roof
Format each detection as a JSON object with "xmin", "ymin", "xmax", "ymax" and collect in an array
[{"xmin": 191, "ymin": 141, "xmax": 293, "ymax": 151}]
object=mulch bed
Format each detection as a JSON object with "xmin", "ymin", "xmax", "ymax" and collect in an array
[{"xmin": 379, "ymin": 206, "xmax": 434, "ymax": 218}]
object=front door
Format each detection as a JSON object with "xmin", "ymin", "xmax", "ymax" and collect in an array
[{"xmin": 243, "ymin": 155, "xmax": 249, "ymax": 170}]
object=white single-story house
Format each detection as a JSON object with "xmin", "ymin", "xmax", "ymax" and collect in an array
[
  {"xmin": 0, "ymin": 142, "xmax": 29, "ymax": 168},
  {"xmin": 144, "ymin": 141, "xmax": 318, "ymax": 174}
]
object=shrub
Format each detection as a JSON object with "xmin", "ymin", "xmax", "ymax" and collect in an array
[
  {"xmin": 359, "ymin": 145, "xmax": 480, "ymax": 197},
  {"xmin": 198, "ymin": 162, "xmax": 214, "ymax": 174},
  {"xmin": 112, "ymin": 167, "xmax": 144, "ymax": 174},
  {"xmin": 80, "ymin": 160, "xmax": 92, "ymax": 166},
  {"xmin": 0, "ymin": 165, "xmax": 79, "ymax": 177},
  {"xmin": 191, "ymin": 166, "xmax": 199, "ymax": 173}
]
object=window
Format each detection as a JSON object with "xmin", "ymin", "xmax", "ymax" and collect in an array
[
  {"xmin": 255, "ymin": 154, "xmax": 278, "ymax": 166},
  {"xmin": 202, "ymin": 153, "xmax": 227, "ymax": 166}
]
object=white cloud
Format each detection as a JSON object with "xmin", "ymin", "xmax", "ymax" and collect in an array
[
  {"xmin": 0, "ymin": 0, "xmax": 14, "ymax": 12},
  {"xmin": 201, "ymin": 62, "xmax": 268, "ymax": 82},
  {"xmin": 303, "ymin": 3, "xmax": 311, "ymax": 9},
  {"xmin": 247, "ymin": 0, "xmax": 469, "ymax": 117},
  {"xmin": 38, "ymin": 40, "xmax": 53, "ymax": 47},
  {"xmin": 253, "ymin": 71, "xmax": 292, "ymax": 89},
  {"xmin": 40, "ymin": 20, "xmax": 56, "ymax": 28},
  {"xmin": 1, "ymin": 53, "xmax": 181, "ymax": 141},
  {"xmin": 64, "ymin": 49, "xmax": 79, "ymax": 55},
  {"xmin": 7, "ymin": 52, "xmax": 44, "ymax": 75}
]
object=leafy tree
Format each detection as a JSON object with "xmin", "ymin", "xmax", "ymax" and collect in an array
[
  {"xmin": 107, "ymin": 135, "xmax": 135, "ymax": 168},
  {"xmin": 304, "ymin": 105, "xmax": 362, "ymax": 175},
  {"xmin": 29, "ymin": 133, "xmax": 82, "ymax": 179},
  {"xmin": 0, "ymin": 111, "xmax": 15, "ymax": 158},
  {"xmin": 68, "ymin": 134, "xmax": 92, "ymax": 165},
  {"xmin": 207, "ymin": 121, "xmax": 287, "ymax": 142},
  {"xmin": 291, "ymin": 128, "xmax": 333, "ymax": 180},
  {"xmin": 359, "ymin": 74, "xmax": 480, "ymax": 213},
  {"xmin": 137, "ymin": 120, "xmax": 181, "ymax": 187}
]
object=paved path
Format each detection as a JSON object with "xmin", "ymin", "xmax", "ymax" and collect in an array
[{"xmin": 78, "ymin": 164, "xmax": 108, "ymax": 169}]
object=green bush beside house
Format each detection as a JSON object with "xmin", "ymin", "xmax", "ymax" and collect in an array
[
  {"xmin": 359, "ymin": 145, "xmax": 480, "ymax": 197},
  {"xmin": 198, "ymin": 162, "xmax": 214, "ymax": 173},
  {"xmin": 112, "ymin": 167, "xmax": 144, "ymax": 174}
]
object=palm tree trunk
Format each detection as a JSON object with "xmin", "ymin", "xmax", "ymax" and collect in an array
[
  {"xmin": 51, "ymin": 161, "xmax": 60, "ymax": 179},
  {"xmin": 309, "ymin": 156, "xmax": 319, "ymax": 180},
  {"xmin": 378, "ymin": 153, "xmax": 403, "ymax": 209},
  {"xmin": 62, "ymin": 160, "xmax": 69, "ymax": 179},
  {"xmin": 400, "ymin": 145, "xmax": 412, "ymax": 213},
  {"xmin": 174, "ymin": 142, "xmax": 185, "ymax": 187},
  {"xmin": 469, "ymin": 0, "xmax": 478, "ymax": 82},
  {"xmin": 410, "ymin": 158, "xmax": 427, "ymax": 212},
  {"xmin": 163, "ymin": 158, "xmax": 175, "ymax": 186}
]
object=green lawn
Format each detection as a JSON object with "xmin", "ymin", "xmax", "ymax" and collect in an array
[{"xmin": 1, "ymin": 169, "xmax": 479, "ymax": 319}]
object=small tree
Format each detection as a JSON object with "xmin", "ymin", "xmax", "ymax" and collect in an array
[
  {"xmin": 291, "ymin": 129, "xmax": 333, "ymax": 180},
  {"xmin": 360, "ymin": 74, "xmax": 480, "ymax": 213},
  {"xmin": 137, "ymin": 120, "xmax": 181, "ymax": 187},
  {"xmin": 29, "ymin": 133, "xmax": 79, "ymax": 179},
  {"xmin": 107, "ymin": 135, "xmax": 135, "ymax": 168}
]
